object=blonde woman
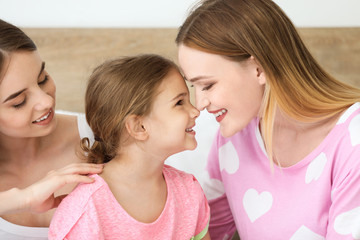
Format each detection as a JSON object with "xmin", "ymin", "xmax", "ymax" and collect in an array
[{"xmin": 176, "ymin": 0, "xmax": 360, "ymax": 239}]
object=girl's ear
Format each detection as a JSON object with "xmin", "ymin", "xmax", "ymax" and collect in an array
[{"xmin": 125, "ymin": 115, "xmax": 148, "ymax": 141}]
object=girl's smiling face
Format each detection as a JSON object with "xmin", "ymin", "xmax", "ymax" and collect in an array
[
  {"xmin": 142, "ymin": 68, "xmax": 200, "ymax": 157},
  {"xmin": 178, "ymin": 44, "xmax": 265, "ymax": 138},
  {"xmin": 0, "ymin": 51, "xmax": 57, "ymax": 138}
]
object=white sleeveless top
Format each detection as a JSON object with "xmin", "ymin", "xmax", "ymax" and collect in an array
[{"xmin": 0, "ymin": 112, "xmax": 93, "ymax": 240}]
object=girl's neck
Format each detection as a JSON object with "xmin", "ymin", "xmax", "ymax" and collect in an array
[
  {"xmin": 99, "ymin": 150, "xmax": 168, "ymax": 224},
  {"xmin": 100, "ymin": 150, "xmax": 165, "ymax": 186}
]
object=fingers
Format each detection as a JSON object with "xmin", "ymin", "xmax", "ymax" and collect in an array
[
  {"xmin": 44, "ymin": 168, "xmax": 101, "ymax": 191},
  {"xmin": 32, "ymin": 164, "xmax": 102, "ymax": 199},
  {"xmin": 43, "ymin": 163, "xmax": 104, "ymax": 191},
  {"xmin": 24, "ymin": 163, "xmax": 103, "ymax": 213},
  {"xmin": 47, "ymin": 163, "xmax": 104, "ymax": 177},
  {"xmin": 60, "ymin": 174, "xmax": 97, "ymax": 185}
]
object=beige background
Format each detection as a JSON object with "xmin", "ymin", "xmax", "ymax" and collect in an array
[{"xmin": 23, "ymin": 28, "xmax": 360, "ymax": 113}]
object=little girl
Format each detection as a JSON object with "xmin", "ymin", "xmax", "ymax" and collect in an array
[{"xmin": 48, "ymin": 54, "xmax": 210, "ymax": 239}]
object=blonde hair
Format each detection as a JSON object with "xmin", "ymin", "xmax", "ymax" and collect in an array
[
  {"xmin": 81, "ymin": 54, "xmax": 178, "ymax": 163},
  {"xmin": 176, "ymin": 0, "xmax": 360, "ymax": 165}
]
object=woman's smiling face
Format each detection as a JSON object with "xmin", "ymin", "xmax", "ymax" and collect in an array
[
  {"xmin": 0, "ymin": 50, "xmax": 57, "ymax": 138},
  {"xmin": 178, "ymin": 44, "xmax": 265, "ymax": 137}
]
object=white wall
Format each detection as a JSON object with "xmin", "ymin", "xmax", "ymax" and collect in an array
[{"xmin": 0, "ymin": 0, "xmax": 359, "ymax": 28}]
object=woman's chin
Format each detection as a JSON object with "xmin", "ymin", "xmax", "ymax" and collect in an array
[{"xmin": 220, "ymin": 125, "xmax": 241, "ymax": 138}]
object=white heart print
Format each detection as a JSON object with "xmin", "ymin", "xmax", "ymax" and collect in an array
[
  {"xmin": 290, "ymin": 225, "xmax": 325, "ymax": 240},
  {"xmin": 219, "ymin": 141, "xmax": 240, "ymax": 174},
  {"xmin": 334, "ymin": 206, "xmax": 360, "ymax": 239},
  {"xmin": 243, "ymin": 188, "xmax": 273, "ymax": 223},
  {"xmin": 201, "ymin": 171, "xmax": 225, "ymax": 200},
  {"xmin": 349, "ymin": 114, "xmax": 360, "ymax": 146},
  {"xmin": 255, "ymin": 125, "xmax": 267, "ymax": 157},
  {"xmin": 305, "ymin": 152, "xmax": 327, "ymax": 184},
  {"xmin": 337, "ymin": 102, "xmax": 360, "ymax": 125}
]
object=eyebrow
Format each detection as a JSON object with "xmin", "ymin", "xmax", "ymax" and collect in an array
[
  {"xmin": 3, "ymin": 88, "xmax": 26, "ymax": 103},
  {"xmin": 38, "ymin": 62, "xmax": 45, "ymax": 78},
  {"xmin": 3, "ymin": 62, "xmax": 45, "ymax": 103},
  {"xmin": 171, "ymin": 92, "xmax": 188, "ymax": 101},
  {"xmin": 187, "ymin": 75, "xmax": 211, "ymax": 83}
]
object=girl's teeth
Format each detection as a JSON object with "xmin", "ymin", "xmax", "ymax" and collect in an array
[
  {"xmin": 186, "ymin": 128, "xmax": 193, "ymax": 132},
  {"xmin": 215, "ymin": 109, "xmax": 227, "ymax": 117}
]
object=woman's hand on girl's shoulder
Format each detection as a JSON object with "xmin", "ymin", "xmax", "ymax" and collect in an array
[{"xmin": 23, "ymin": 163, "xmax": 103, "ymax": 213}]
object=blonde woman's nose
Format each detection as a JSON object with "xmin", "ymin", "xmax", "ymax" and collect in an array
[{"xmin": 195, "ymin": 94, "xmax": 210, "ymax": 111}]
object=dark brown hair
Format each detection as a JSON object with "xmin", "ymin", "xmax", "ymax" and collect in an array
[{"xmin": 0, "ymin": 19, "xmax": 37, "ymax": 81}]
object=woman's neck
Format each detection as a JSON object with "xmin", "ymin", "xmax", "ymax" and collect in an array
[
  {"xmin": 273, "ymin": 107, "xmax": 342, "ymax": 133},
  {"xmin": 0, "ymin": 135, "xmax": 43, "ymax": 164},
  {"xmin": 270, "ymin": 107, "xmax": 343, "ymax": 167},
  {"xmin": 0, "ymin": 114, "xmax": 65, "ymax": 166}
]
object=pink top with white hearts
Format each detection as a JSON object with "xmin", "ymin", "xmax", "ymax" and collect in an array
[{"xmin": 203, "ymin": 102, "xmax": 360, "ymax": 240}]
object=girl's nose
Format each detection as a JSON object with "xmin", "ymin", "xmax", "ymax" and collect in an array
[{"xmin": 190, "ymin": 104, "xmax": 200, "ymax": 119}]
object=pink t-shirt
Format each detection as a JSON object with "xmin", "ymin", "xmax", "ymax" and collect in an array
[
  {"xmin": 203, "ymin": 102, "xmax": 360, "ymax": 240},
  {"xmin": 49, "ymin": 165, "xmax": 210, "ymax": 240}
]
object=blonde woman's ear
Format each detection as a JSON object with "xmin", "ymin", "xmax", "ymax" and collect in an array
[
  {"xmin": 251, "ymin": 56, "xmax": 266, "ymax": 85},
  {"xmin": 125, "ymin": 115, "xmax": 148, "ymax": 141},
  {"xmin": 249, "ymin": 56, "xmax": 266, "ymax": 85},
  {"xmin": 257, "ymin": 66, "xmax": 266, "ymax": 85}
]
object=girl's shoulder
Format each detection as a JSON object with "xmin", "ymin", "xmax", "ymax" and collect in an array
[
  {"xmin": 54, "ymin": 174, "xmax": 105, "ymax": 212},
  {"xmin": 163, "ymin": 164, "xmax": 195, "ymax": 181},
  {"xmin": 162, "ymin": 165, "xmax": 210, "ymax": 232},
  {"xmin": 163, "ymin": 165, "xmax": 205, "ymax": 197},
  {"xmin": 49, "ymin": 174, "xmax": 106, "ymax": 239}
]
